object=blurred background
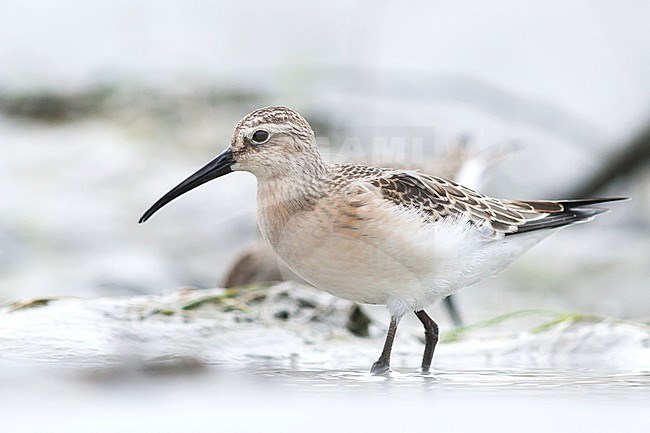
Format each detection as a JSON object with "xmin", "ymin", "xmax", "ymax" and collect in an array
[
  {"xmin": 1, "ymin": 0, "xmax": 648, "ymax": 321},
  {"xmin": 1, "ymin": 1, "xmax": 649, "ymax": 431}
]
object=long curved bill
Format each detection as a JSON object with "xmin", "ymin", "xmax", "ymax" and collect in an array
[{"xmin": 139, "ymin": 147, "xmax": 234, "ymax": 223}]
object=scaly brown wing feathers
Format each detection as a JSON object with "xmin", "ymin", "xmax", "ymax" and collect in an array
[{"xmin": 332, "ymin": 165, "xmax": 625, "ymax": 236}]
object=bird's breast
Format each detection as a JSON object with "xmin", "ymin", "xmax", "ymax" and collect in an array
[{"xmin": 255, "ymin": 186, "xmax": 434, "ymax": 305}]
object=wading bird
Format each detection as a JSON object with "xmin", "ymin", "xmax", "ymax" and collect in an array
[{"xmin": 140, "ymin": 106, "xmax": 624, "ymax": 374}]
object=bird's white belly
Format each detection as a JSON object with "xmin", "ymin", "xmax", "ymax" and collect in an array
[
  {"xmin": 260, "ymin": 200, "xmax": 551, "ymax": 317},
  {"xmin": 278, "ymin": 229, "xmax": 424, "ymax": 306}
]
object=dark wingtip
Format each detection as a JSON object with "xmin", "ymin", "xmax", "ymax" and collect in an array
[
  {"xmin": 509, "ymin": 196, "xmax": 629, "ymax": 236},
  {"xmin": 562, "ymin": 196, "xmax": 630, "ymax": 209},
  {"xmin": 594, "ymin": 196, "xmax": 629, "ymax": 203}
]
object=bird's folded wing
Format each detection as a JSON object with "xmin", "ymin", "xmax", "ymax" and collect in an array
[{"xmin": 347, "ymin": 170, "xmax": 624, "ymax": 236}]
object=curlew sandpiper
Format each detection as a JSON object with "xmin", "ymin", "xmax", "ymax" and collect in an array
[{"xmin": 140, "ymin": 106, "xmax": 626, "ymax": 374}]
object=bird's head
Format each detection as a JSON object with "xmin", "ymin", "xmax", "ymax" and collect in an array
[{"xmin": 139, "ymin": 106, "xmax": 324, "ymax": 223}]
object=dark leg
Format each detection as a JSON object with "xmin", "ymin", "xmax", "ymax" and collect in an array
[
  {"xmin": 415, "ymin": 310, "xmax": 439, "ymax": 372},
  {"xmin": 443, "ymin": 295, "xmax": 463, "ymax": 328},
  {"xmin": 370, "ymin": 316, "xmax": 400, "ymax": 375}
]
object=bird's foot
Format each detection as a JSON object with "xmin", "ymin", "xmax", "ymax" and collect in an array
[{"xmin": 370, "ymin": 361, "xmax": 391, "ymax": 375}]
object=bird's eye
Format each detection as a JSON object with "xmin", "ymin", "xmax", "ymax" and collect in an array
[{"xmin": 251, "ymin": 130, "xmax": 269, "ymax": 144}]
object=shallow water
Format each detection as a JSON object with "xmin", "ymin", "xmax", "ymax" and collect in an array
[
  {"xmin": 257, "ymin": 366, "xmax": 649, "ymax": 393},
  {"xmin": 1, "ymin": 361, "xmax": 648, "ymax": 433},
  {"xmin": 1, "ymin": 286, "xmax": 648, "ymax": 433}
]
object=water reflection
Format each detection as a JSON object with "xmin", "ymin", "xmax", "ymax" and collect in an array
[
  {"xmin": 241, "ymin": 364, "xmax": 650, "ymax": 398},
  {"xmin": 1, "ymin": 360, "xmax": 647, "ymax": 433}
]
